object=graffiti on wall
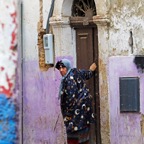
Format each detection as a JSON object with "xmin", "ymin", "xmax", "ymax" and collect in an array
[{"xmin": 0, "ymin": 0, "xmax": 18, "ymax": 143}]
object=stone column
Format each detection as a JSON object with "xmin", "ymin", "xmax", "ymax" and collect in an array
[
  {"xmin": 50, "ymin": 16, "xmax": 76, "ymax": 63},
  {"xmin": 93, "ymin": 15, "xmax": 111, "ymax": 144}
]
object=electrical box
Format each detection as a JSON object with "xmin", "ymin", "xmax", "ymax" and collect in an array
[
  {"xmin": 43, "ymin": 34, "xmax": 54, "ymax": 64},
  {"xmin": 119, "ymin": 77, "xmax": 140, "ymax": 112}
]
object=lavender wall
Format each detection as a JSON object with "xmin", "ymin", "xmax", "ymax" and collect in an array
[
  {"xmin": 109, "ymin": 56, "xmax": 144, "ymax": 144},
  {"xmin": 23, "ymin": 57, "xmax": 74, "ymax": 144},
  {"xmin": 23, "ymin": 60, "xmax": 62, "ymax": 143}
]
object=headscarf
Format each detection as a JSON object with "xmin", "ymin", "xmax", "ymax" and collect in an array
[
  {"xmin": 55, "ymin": 59, "xmax": 71, "ymax": 71},
  {"xmin": 55, "ymin": 58, "xmax": 72, "ymax": 99}
]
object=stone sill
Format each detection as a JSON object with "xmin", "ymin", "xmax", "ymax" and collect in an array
[
  {"xmin": 50, "ymin": 15, "xmax": 110, "ymax": 27},
  {"xmin": 93, "ymin": 15, "xmax": 110, "ymax": 26}
]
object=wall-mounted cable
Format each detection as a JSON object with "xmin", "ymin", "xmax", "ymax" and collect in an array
[{"xmin": 46, "ymin": 0, "xmax": 55, "ymax": 33}]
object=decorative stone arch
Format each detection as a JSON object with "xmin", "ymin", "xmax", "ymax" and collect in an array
[
  {"xmin": 61, "ymin": 0, "xmax": 73, "ymax": 16},
  {"xmin": 61, "ymin": 0, "xmax": 97, "ymax": 17},
  {"xmin": 52, "ymin": 0, "xmax": 110, "ymax": 16},
  {"xmin": 50, "ymin": 0, "xmax": 111, "ymax": 144}
]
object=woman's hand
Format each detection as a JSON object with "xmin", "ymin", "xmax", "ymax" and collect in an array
[{"xmin": 89, "ymin": 63, "xmax": 97, "ymax": 71}]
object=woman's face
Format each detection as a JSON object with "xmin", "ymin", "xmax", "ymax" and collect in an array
[{"xmin": 59, "ymin": 67, "xmax": 68, "ymax": 76}]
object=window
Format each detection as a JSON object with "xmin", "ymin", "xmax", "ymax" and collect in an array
[{"xmin": 72, "ymin": 0, "xmax": 96, "ymax": 17}]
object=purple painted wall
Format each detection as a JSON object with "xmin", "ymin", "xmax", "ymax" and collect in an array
[
  {"xmin": 23, "ymin": 56, "xmax": 73, "ymax": 144},
  {"xmin": 109, "ymin": 56, "xmax": 144, "ymax": 144},
  {"xmin": 23, "ymin": 60, "xmax": 63, "ymax": 143}
]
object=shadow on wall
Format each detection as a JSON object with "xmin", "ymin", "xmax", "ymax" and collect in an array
[{"xmin": 134, "ymin": 56, "xmax": 144, "ymax": 73}]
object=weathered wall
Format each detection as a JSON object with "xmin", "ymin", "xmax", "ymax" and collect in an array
[
  {"xmin": 22, "ymin": 0, "xmax": 39, "ymax": 60},
  {"xmin": 22, "ymin": 0, "xmax": 67, "ymax": 143},
  {"xmin": 22, "ymin": 0, "xmax": 144, "ymax": 144},
  {"xmin": 0, "ymin": 0, "xmax": 19, "ymax": 143},
  {"xmin": 23, "ymin": 61, "xmax": 66, "ymax": 143},
  {"xmin": 109, "ymin": 56, "xmax": 144, "ymax": 144},
  {"xmin": 109, "ymin": 0, "xmax": 144, "ymax": 56},
  {"xmin": 108, "ymin": 1, "xmax": 144, "ymax": 144}
]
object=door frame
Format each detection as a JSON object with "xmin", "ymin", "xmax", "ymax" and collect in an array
[{"xmin": 70, "ymin": 18, "xmax": 101, "ymax": 144}]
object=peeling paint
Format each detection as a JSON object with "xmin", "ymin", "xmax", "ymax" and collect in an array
[
  {"xmin": 37, "ymin": 0, "xmax": 50, "ymax": 71},
  {"xmin": 109, "ymin": 1, "xmax": 144, "ymax": 56}
]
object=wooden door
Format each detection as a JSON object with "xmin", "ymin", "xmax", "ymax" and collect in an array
[{"xmin": 75, "ymin": 26, "xmax": 101, "ymax": 144}]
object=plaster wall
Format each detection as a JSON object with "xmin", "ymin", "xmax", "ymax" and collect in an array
[
  {"xmin": 23, "ymin": 61, "xmax": 67, "ymax": 144},
  {"xmin": 109, "ymin": 56, "xmax": 144, "ymax": 144},
  {"xmin": 50, "ymin": 23, "xmax": 76, "ymax": 66},
  {"xmin": 22, "ymin": 0, "xmax": 67, "ymax": 143},
  {"xmin": 43, "ymin": 0, "xmax": 51, "ymax": 29},
  {"xmin": 0, "ymin": 0, "xmax": 19, "ymax": 143},
  {"xmin": 22, "ymin": 0, "xmax": 144, "ymax": 144},
  {"xmin": 22, "ymin": 0, "xmax": 39, "ymax": 60},
  {"xmin": 107, "ymin": 1, "xmax": 144, "ymax": 143},
  {"xmin": 109, "ymin": 0, "xmax": 144, "ymax": 56}
]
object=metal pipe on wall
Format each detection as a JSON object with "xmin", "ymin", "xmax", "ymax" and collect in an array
[{"xmin": 46, "ymin": 0, "xmax": 55, "ymax": 33}]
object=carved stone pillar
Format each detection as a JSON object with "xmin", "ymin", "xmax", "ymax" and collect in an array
[{"xmin": 93, "ymin": 15, "xmax": 111, "ymax": 144}]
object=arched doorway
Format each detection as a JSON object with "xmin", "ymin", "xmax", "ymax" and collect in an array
[
  {"xmin": 50, "ymin": 0, "xmax": 101, "ymax": 143},
  {"xmin": 70, "ymin": 0, "xmax": 101, "ymax": 143}
]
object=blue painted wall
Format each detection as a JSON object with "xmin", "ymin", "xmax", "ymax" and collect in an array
[{"xmin": 0, "ymin": 94, "xmax": 17, "ymax": 144}]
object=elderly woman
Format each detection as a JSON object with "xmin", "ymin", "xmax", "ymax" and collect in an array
[{"xmin": 55, "ymin": 58, "xmax": 97, "ymax": 144}]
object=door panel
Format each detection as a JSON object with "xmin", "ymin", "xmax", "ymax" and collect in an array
[
  {"xmin": 76, "ymin": 29, "xmax": 94, "ymax": 94},
  {"xmin": 76, "ymin": 29, "xmax": 93, "ymax": 69},
  {"xmin": 76, "ymin": 27, "xmax": 100, "ymax": 144}
]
